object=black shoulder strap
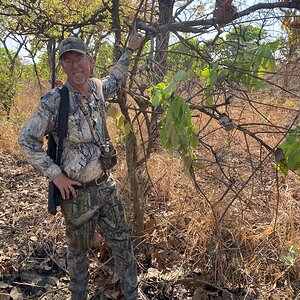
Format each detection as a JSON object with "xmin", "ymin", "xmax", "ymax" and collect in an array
[{"xmin": 56, "ymin": 85, "xmax": 69, "ymax": 165}]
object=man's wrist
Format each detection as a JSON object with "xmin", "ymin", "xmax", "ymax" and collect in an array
[{"xmin": 125, "ymin": 47, "xmax": 134, "ymax": 54}]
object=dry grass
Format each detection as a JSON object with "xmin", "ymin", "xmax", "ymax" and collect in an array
[
  {"xmin": 0, "ymin": 82, "xmax": 42, "ymax": 155},
  {"xmin": 3, "ymin": 79, "xmax": 300, "ymax": 299}
]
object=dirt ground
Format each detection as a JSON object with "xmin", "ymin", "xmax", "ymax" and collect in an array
[
  {"xmin": 0, "ymin": 151, "xmax": 206, "ymax": 300},
  {"xmin": 0, "ymin": 151, "xmax": 72, "ymax": 299}
]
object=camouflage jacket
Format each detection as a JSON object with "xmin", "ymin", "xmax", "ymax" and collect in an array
[{"xmin": 19, "ymin": 52, "xmax": 130, "ymax": 183}]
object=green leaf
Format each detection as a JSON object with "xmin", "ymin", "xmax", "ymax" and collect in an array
[
  {"xmin": 265, "ymin": 57, "xmax": 276, "ymax": 72},
  {"xmin": 285, "ymin": 141, "xmax": 300, "ymax": 157},
  {"xmin": 170, "ymin": 127, "xmax": 179, "ymax": 148},
  {"xmin": 287, "ymin": 149, "xmax": 300, "ymax": 170},
  {"xmin": 201, "ymin": 67, "xmax": 210, "ymax": 79},
  {"xmin": 276, "ymin": 161, "xmax": 289, "ymax": 176},
  {"xmin": 171, "ymin": 100, "xmax": 184, "ymax": 120},
  {"xmin": 183, "ymin": 155, "xmax": 193, "ymax": 172},
  {"xmin": 151, "ymin": 93, "xmax": 162, "ymax": 107},
  {"xmin": 209, "ymin": 62, "xmax": 219, "ymax": 86},
  {"xmin": 107, "ymin": 105, "xmax": 119, "ymax": 118},
  {"xmin": 116, "ymin": 114, "xmax": 125, "ymax": 129},
  {"xmin": 174, "ymin": 70, "xmax": 188, "ymax": 82},
  {"xmin": 279, "ymin": 133, "xmax": 297, "ymax": 151},
  {"xmin": 267, "ymin": 40, "xmax": 280, "ymax": 52},
  {"xmin": 205, "ymin": 94, "xmax": 213, "ymax": 105},
  {"xmin": 155, "ymin": 82, "xmax": 166, "ymax": 90},
  {"xmin": 252, "ymin": 45, "xmax": 265, "ymax": 65},
  {"xmin": 164, "ymin": 80, "xmax": 177, "ymax": 98},
  {"xmin": 124, "ymin": 122, "xmax": 131, "ymax": 136},
  {"xmin": 190, "ymin": 135, "xmax": 199, "ymax": 149}
]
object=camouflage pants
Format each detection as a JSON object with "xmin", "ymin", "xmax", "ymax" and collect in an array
[{"xmin": 60, "ymin": 177, "xmax": 138, "ymax": 300}]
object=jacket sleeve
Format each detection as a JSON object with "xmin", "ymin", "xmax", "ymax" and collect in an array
[
  {"xmin": 18, "ymin": 98, "xmax": 62, "ymax": 181},
  {"xmin": 102, "ymin": 51, "xmax": 131, "ymax": 100}
]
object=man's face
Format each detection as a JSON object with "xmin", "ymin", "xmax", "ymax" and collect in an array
[{"xmin": 60, "ymin": 51, "xmax": 93, "ymax": 89}]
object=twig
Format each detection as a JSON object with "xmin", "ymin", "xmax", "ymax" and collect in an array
[
  {"xmin": 169, "ymin": 277, "xmax": 234, "ymax": 297},
  {"xmin": 38, "ymin": 285, "xmax": 68, "ymax": 300},
  {"xmin": 13, "ymin": 281, "xmax": 44, "ymax": 288},
  {"xmin": 0, "ymin": 292, "xmax": 11, "ymax": 296},
  {"xmin": 44, "ymin": 248, "xmax": 69, "ymax": 275},
  {"xmin": 90, "ymin": 256, "xmax": 114, "ymax": 277}
]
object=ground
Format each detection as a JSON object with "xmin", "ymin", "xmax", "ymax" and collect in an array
[
  {"xmin": 0, "ymin": 151, "xmax": 206, "ymax": 300},
  {"xmin": 0, "ymin": 148, "xmax": 292, "ymax": 300}
]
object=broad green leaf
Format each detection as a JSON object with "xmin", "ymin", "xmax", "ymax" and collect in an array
[
  {"xmin": 285, "ymin": 141, "xmax": 300, "ymax": 156},
  {"xmin": 174, "ymin": 70, "xmax": 188, "ymax": 82},
  {"xmin": 151, "ymin": 93, "xmax": 162, "ymax": 107},
  {"xmin": 209, "ymin": 62, "xmax": 219, "ymax": 86},
  {"xmin": 267, "ymin": 40, "xmax": 280, "ymax": 52},
  {"xmin": 170, "ymin": 128, "xmax": 179, "ymax": 148},
  {"xmin": 171, "ymin": 100, "xmax": 183, "ymax": 120},
  {"xmin": 287, "ymin": 149, "xmax": 300, "ymax": 170},
  {"xmin": 164, "ymin": 80, "xmax": 177, "ymax": 98},
  {"xmin": 190, "ymin": 136, "xmax": 199, "ymax": 149},
  {"xmin": 265, "ymin": 57, "xmax": 276, "ymax": 71},
  {"xmin": 279, "ymin": 135, "xmax": 297, "ymax": 153}
]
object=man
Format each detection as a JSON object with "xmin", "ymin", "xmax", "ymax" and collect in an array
[{"xmin": 18, "ymin": 27, "xmax": 144, "ymax": 300}]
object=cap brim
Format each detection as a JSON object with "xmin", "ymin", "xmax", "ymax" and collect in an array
[{"xmin": 59, "ymin": 49, "xmax": 87, "ymax": 59}]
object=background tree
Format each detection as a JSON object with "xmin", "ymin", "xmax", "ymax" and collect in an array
[{"xmin": 3, "ymin": 2, "xmax": 300, "ymax": 297}]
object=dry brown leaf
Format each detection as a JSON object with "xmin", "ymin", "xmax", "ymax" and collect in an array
[
  {"xmin": 10, "ymin": 287, "xmax": 23, "ymax": 300},
  {"xmin": 151, "ymin": 250, "xmax": 165, "ymax": 269},
  {"xmin": 97, "ymin": 241, "xmax": 111, "ymax": 261},
  {"xmin": 30, "ymin": 236, "xmax": 37, "ymax": 242},
  {"xmin": 144, "ymin": 215, "xmax": 157, "ymax": 235},
  {"xmin": 92, "ymin": 231, "xmax": 103, "ymax": 249},
  {"xmin": 146, "ymin": 267, "xmax": 160, "ymax": 280}
]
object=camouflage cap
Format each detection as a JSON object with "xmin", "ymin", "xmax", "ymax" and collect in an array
[{"xmin": 58, "ymin": 37, "xmax": 89, "ymax": 59}]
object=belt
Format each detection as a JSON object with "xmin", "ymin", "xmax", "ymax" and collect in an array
[{"xmin": 75, "ymin": 172, "xmax": 108, "ymax": 190}]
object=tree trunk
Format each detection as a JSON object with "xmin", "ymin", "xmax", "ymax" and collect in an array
[
  {"xmin": 151, "ymin": 0, "xmax": 174, "ymax": 146},
  {"xmin": 154, "ymin": 0, "xmax": 174, "ymax": 81},
  {"xmin": 111, "ymin": 0, "xmax": 144, "ymax": 247}
]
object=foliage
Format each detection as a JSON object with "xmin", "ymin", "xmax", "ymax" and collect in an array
[
  {"xmin": 277, "ymin": 124, "xmax": 300, "ymax": 176},
  {"xmin": 282, "ymin": 245, "xmax": 298, "ymax": 267},
  {"xmin": 93, "ymin": 43, "xmax": 114, "ymax": 78},
  {"xmin": 0, "ymin": 0, "xmax": 109, "ymax": 38},
  {"xmin": 149, "ymin": 70, "xmax": 201, "ymax": 173},
  {"xmin": 168, "ymin": 39, "xmax": 207, "ymax": 78},
  {"xmin": 281, "ymin": 8, "xmax": 300, "ymax": 59},
  {"xmin": 0, "ymin": 48, "xmax": 21, "ymax": 116},
  {"xmin": 200, "ymin": 25, "xmax": 280, "ymax": 104},
  {"xmin": 0, "ymin": 0, "xmax": 135, "ymax": 82},
  {"xmin": 106, "ymin": 104, "xmax": 131, "ymax": 142}
]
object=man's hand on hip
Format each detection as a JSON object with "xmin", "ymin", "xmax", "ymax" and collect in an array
[{"xmin": 53, "ymin": 173, "xmax": 82, "ymax": 200}]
